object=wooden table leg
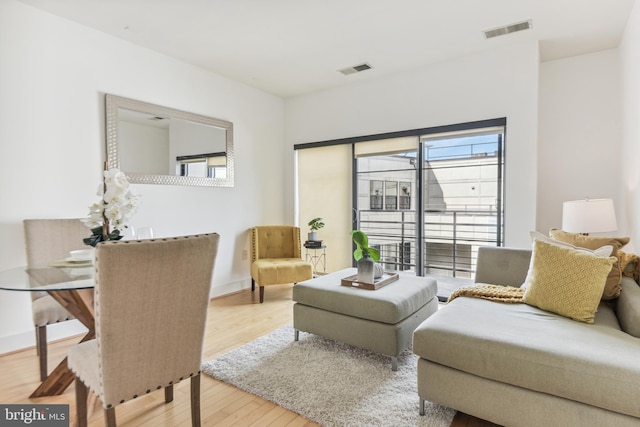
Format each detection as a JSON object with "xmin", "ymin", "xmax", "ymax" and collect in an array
[
  {"xmin": 30, "ymin": 289, "xmax": 95, "ymax": 398},
  {"xmin": 48, "ymin": 289, "xmax": 95, "ymax": 330}
]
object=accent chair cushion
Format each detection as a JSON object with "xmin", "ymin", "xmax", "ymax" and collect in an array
[
  {"xmin": 549, "ymin": 228, "xmax": 630, "ymax": 300},
  {"xmin": 251, "ymin": 258, "xmax": 312, "ymax": 286},
  {"xmin": 522, "ymin": 239, "xmax": 616, "ymax": 323}
]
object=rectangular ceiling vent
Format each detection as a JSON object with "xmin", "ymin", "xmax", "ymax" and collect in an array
[
  {"xmin": 339, "ymin": 63, "xmax": 373, "ymax": 76},
  {"xmin": 483, "ymin": 20, "xmax": 532, "ymax": 39}
]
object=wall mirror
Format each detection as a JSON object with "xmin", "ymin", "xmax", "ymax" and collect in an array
[{"xmin": 106, "ymin": 94, "xmax": 234, "ymax": 187}]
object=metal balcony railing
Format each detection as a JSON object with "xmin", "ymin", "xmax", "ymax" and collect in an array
[{"xmin": 357, "ymin": 208, "xmax": 501, "ymax": 278}]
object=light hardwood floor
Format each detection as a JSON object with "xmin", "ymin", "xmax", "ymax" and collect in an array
[{"xmin": 0, "ymin": 284, "xmax": 497, "ymax": 426}]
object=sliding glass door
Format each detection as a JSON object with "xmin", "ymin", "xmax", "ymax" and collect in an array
[
  {"xmin": 296, "ymin": 118, "xmax": 505, "ymax": 277},
  {"xmin": 420, "ymin": 128, "xmax": 504, "ymax": 277}
]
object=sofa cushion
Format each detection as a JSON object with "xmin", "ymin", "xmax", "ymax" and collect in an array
[
  {"xmin": 522, "ymin": 239, "xmax": 616, "ymax": 323},
  {"xmin": 618, "ymin": 277, "xmax": 640, "ymax": 338},
  {"xmin": 474, "ymin": 246, "xmax": 532, "ymax": 288},
  {"xmin": 549, "ymin": 228, "xmax": 630, "ymax": 300},
  {"xmin": 413, "ymin": 297, "xmax": 640, "ymax": 418},
  {"xmin": 292, "ymin": 268, "xmax": 436, "ymax": 324}
]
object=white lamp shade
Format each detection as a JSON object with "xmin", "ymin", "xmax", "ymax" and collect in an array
[{"xmin": 562, "ymin": 198, "xmax": 617, "ymax": 234}]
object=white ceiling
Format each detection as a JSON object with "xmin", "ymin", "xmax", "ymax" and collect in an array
[{"xmin": 18, "ymin": 0, "xmax": 636, "ymax": 98}]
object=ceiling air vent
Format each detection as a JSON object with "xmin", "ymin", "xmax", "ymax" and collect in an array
[
  {"xmin": 338, "ymin": 63, "xmax": 373, "ymax": 76},
  {"xmin": 483, "ymin": 20, "xmax": 532, "ymax": 39}
]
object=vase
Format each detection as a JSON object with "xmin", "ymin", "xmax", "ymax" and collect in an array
[
  {"xmin": 373, "ymin": 262, "xmax": 384, "ymax": 279},
  {"xmin": 308, "ymin": 231, "xmax": 318, "ymax": 242},
  {"xmin": 357, "ymin": 253, "xmax": 375, "ymax": 284}
]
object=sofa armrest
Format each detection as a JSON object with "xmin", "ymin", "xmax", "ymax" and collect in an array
[
  {"xmin": 474, "ymin": 246, "xmax": 532, "ymax": 287},
  {"xmin": 617, "ymin": 277, "xmax": 640, "ymax": 338}
]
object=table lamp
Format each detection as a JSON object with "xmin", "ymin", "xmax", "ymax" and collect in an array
[{"xmin": 562, "ymin": 198, "xmax": 617, "ymax": 235}]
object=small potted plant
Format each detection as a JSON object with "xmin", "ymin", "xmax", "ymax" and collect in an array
[
  {"xmin": 350, "ymin": 230, "xmax": 384, "ymax": 283},
  {"xmin": 307, "ymin": 217, "xmax": 325, "ymax": 242}
]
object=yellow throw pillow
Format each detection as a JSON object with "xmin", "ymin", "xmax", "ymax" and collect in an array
[
  {"xmin": 521, "ymin": 232, "xmax": 613, "ymax": 291},
  {"xmin": 549, "ymin": 228, "xmax": 629, "ymax": 300},
  {"xmin": 522, "ymin": 239, "xmax": 616, "ymax": 323}
]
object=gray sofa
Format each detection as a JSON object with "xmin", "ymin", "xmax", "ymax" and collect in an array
[{"xmin": 413, "ymin": 246, "xmax": 640, "ymax": 427}]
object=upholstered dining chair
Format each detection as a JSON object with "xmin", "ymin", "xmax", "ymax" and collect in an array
[
  {"xmin": 68, "ymin": 233, "xmax": 219, "ymax": 427},
  {"xmin": 23, "ymin": 218, "xmax": 90, "ymax": 381},
  {"xmin": 250, "ymin": 225, "xmax": 313, "ymax": 303}
]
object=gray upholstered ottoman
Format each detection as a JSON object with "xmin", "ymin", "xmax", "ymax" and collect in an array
[{"xmin": 292, "ymin": 268, "xmax": 438, "ymax": 370}]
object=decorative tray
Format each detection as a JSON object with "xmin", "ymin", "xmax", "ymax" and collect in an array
[{"xmin": 341, "ymin": 272, "xmax": 399, "ymax": 290}]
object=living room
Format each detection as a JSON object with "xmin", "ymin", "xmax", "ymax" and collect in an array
[{"xmin": 1, "ymin": 0, "xmax": 639, "ymax": 425}]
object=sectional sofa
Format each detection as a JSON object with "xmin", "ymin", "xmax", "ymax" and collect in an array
[{"xmin": 413, "ymin": 243, "xmax": 640, "ymax": 427}]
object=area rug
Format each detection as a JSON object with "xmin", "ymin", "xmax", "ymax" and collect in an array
[{"xmin": 201, "ymin": 324, "xmax": 455, "ymax": 427}]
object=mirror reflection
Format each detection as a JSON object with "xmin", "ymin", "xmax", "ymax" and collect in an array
[{"xmin": 106, "ymin": 94, "xmax": 234, "ymax": 187}]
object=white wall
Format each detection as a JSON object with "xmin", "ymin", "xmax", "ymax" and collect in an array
[
  {"xmin": 0, "ymin": 1, "xmax": 286, "ymax": 353},
  {"xmin": 538, "ymin": 50, "xmax": 623, "ymax": 236},
  {"xmin": 620, "ymin": 0, "xmax": 640, "ymax": 252},
  {"xmin": 285, "ymin": 42, "xmax": 540, "ymax": 250}
]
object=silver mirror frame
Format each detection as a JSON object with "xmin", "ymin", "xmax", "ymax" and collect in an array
[{"xmin": 105, "ymin": 94, "xmax": 234, "ymax": 187}]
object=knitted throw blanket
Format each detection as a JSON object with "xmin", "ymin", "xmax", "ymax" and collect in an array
[{"xmin": 448, "ymin": 284, "xmax": 525, "ymax": 304}]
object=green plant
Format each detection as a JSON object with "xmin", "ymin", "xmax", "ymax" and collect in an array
[
  {"xmin": 350, "ymin": 230, "xmax": 380, "ymax": 262},
  {"xmin": 308, "ymin": 217, "xmax": 325, "ymax": 231}
]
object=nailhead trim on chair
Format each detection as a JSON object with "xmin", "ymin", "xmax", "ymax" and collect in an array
[
  {"xmin": 100, "ymin": 370, "xmax": 202, "ymax": 409},
  {"xmin": 104, "ymin": 374, "xmax": 200, "ymax": 407},
  {"xmin": 95, "ymin": 371, "xmax": 204, "ymax": 407},
  {"xmin": 41, "ymin": 317, "xmax": 74, "ymax": 325}
]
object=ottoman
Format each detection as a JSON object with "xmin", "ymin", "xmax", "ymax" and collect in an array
[{"xmin": 292, "ymin": 268, "xmax": 439, "ymax": 370}]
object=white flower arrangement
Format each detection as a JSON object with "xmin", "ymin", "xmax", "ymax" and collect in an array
[{"xmin": 82, "ymin": 168, "xmax": 140, "ymax": 246}]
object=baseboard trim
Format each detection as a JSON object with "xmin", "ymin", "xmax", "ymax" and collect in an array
[
  {"xmin": 0, "ymin": 320, "xmax": 87, "ymax": 355},
  {"xmin": 210, "ymin": 278, "xmax": 251, "ymax": 298}
]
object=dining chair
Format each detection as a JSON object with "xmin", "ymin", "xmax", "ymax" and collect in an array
[
  {"xmin": 250, "ymin": 225, "xmax": 313, "ymax": 303},
  {"xmin": 23, "ymin": 218, "xmax": 90, "ymax": 381},
  {"xmin": 67, "ymin": 233, "xmax": 220, "ymax": 427}
]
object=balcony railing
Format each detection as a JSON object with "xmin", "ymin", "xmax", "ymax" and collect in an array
[{"xmin": 357, "ymin": 208, "xmax": 500, "ymax": 278}]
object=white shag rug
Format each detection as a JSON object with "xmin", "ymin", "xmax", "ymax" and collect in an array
[{"xmin": 201, "ymin": 324, "xmax": 455, "ymax": 427}]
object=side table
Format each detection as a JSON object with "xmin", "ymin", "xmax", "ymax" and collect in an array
[{"xmin": 303, "ymin": 242, "xmax": 327, "ymax": 276}]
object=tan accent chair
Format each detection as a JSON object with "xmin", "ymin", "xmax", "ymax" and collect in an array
[
  {"xmin": 250, "ymin": 226, "xmax": 313, "ymax": 303},
  {"xmin": 67, "ymin": 233, "xmax": 220, "ymax": 427},
  {"xmin": 23, "ymin": 218, "xmax": 90, "ymax": 381}
]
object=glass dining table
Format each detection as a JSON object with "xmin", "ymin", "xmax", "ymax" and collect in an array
[{"xmin": 0, "ymin": 262, "xmax": 95, "ymax": 398}]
